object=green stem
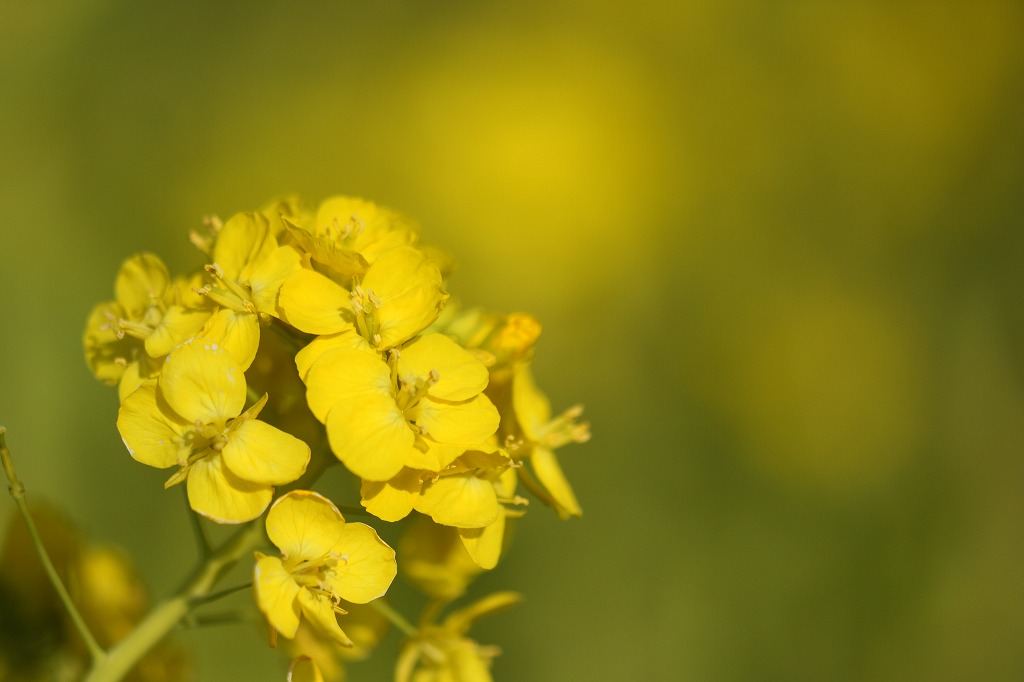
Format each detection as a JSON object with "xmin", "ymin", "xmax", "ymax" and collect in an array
[
  {"xmin": 183, "ymin": 486, "xmax": 211, "ymax": 558},
  {"xmin": 189, "ymin": 581, "xmax": 252, "ymax": 608},
  {"xmin": 83, "ymin": 520, "xmax": 265, "ymax": 682},
  {"xmin": 83, "ymin": 443, "xmax": 336, "ymax": 682},
  {"xmin": 1, "ymin": 427, "xmax": 107, "ymax": 664},
  {"xmin": 369, "ymin": 599, "xmax": 418, "ymax": 638}
]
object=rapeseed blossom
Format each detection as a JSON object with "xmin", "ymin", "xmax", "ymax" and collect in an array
[
  {"xmin": 79, "ymin": 194, "xmax": 589, "ymax": 678},
  {"xmin": 117, "ymin": 338, "xmax": 310, "ymax": 523},
  {"xmin": 254, "ymin": 491, "xmax": 396, "ymax": 647}
]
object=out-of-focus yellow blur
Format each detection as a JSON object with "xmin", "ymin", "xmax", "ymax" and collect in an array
[{"xmin": 2, "ymin": 1, "xmax": 1023, "ymax": 680}]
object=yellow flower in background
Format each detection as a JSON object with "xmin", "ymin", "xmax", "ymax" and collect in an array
[
  {"xmin": 83, "ymin": 252, "xmax": 210, "ymax": 400},
  {"xmin": 287, "ymin": 656, "xmax": 324, "ymax": 682},
  {"xmin": 395, "ymin": 592, "xmax": 522, "ymax": 682},
  {"xmin": 253, "ymin": 491, "xmax": 397, "ymax": 647},
  {"xmin": 398, "ymin": 515, "xmax": 483, "ymax": 602},
  {"xmin": 506, "ymin": 362, "xmax": 590, "ymax": 519},
  {"xmin": 304, "ymin": 333, "xmax": 499, "ymax": 482},
  {"xmin": 284, "ymin": 602, "xmax": 389, "ymax": 682},
  {"xmin": 117, "ymin": 338, "xmax": 310, "ymax": 523}
]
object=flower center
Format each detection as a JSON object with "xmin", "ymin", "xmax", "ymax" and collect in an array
[{"xmin": 350, "ymin": 284, "xmax": 382, "ymax": 347}]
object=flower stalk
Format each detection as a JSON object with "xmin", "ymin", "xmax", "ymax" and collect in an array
[{"xmin": 1, "ymin": 426, "xmax": 107, "ymax": 664}]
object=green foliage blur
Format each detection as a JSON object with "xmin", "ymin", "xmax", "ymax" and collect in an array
[{"xmin": 2, "ymin": 1, "xmax": 1023, "ymax": 680}]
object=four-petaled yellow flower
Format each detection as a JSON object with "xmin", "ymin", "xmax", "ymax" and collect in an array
[
  {"xmin": 83, "ymin": 252, "xmax": 210, "ymax": 400},
  {"xmin": 305, "ymin": 333, "xmax": 500, "ymax": 482},
  {"xmin": 117, "ymin": 337, "xmax": 310, "ymax": 523},
  {"xmin": 254, "ymin": 491, "xmax": 397, "ymax": 647},
  {"xmin": 508, "ymin": 362, "xmax": 590, "ymax": 519},
  {"xmin": 197, "ymin": 211, "xmax": 302, "ymax": 369}
]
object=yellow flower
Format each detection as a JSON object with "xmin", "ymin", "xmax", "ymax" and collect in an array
[
  {"xmin": 116, "ymin": 338, "xmax": 310, "ymax": 523},
  {"xmin": 395, "ymin": 592, "xmax": 522, "ymax": 682},
  {"xmin": 253, "ymin": 491, "xmax": 397, "ymax": 647},
  {"xmin": 505, "ymin": 362, "xmax": 589, "ymax": 519},
  {"xmin": 360, "ymin": 443, "xmax": 525, "ymax": 568},
  {"xmin": 284, "ymin": 602, "xmax": 388, "ymax": 682},
  {"xmin": 284, "ymin": 195, "xmax": 419, "ymax": 279},
  {"xmin": 280, "ymin": 245, "xmax": 447, "ymax": 350},
  {"xmin": 305, "ymin": 333, "xmax": 499, "ymax": 482},
  {"xmin": 197, "ymin": 211, "xmax": 302, "ymax": 369},
  {"xmin": 397, "ymin": 516, "xmax": 483, "ymax": 602},
  {"xmin": 83, "ymin": 253, "xmax": 209, "ymax": 400}
]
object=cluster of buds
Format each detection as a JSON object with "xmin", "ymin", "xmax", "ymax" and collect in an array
[{"xmin": 81, "ymin": 195, "xmax": 590, "ymax": 680}]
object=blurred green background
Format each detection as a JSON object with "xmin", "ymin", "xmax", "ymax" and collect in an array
[{"xmin": 2, "ymin": 1, "xmax": 1024, "ymax": 680}]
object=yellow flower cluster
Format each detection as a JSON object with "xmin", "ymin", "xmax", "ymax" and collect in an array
[{"xmin": 84, "ymin": 195, "xmax": 589, "ymax": 680}]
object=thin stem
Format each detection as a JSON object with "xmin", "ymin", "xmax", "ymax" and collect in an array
[
  {"xmin": 183, "ymin": 486, "xmax": 211, "ymax": 558},
  {"xmin": 369, "ymin": 599, "xmax": 418, "ymax": 638},
  {"xmin": 0, "ymin": 427, "xmax": 107, "ymax": 663},
  {"xmin": 189, "ymin": 582, "xmax": 252, "ymax": 608},
  {"xmin": 182, "ymin": 609, "xmax": 259, "ymax": 629},
  {"xmin": 83, "ymin": 520, "xmax": 265, "ymax": 682}
]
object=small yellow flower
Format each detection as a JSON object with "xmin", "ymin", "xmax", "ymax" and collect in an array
[
  {"xmin": 395, "ymin": 592, "xmax": 522, "ymax": 682},
  {"xmin": 116, "ymin": 338, "xmax": 310, "ymax": 523},
  {"xmin": 304, "ymin": 333, "xmax": 499, "ymax": 482},
  {"xmin": 284, "ymin": 195, "xmax": 419, "ymax": 279},
  {"xmin": 397, "ymin": 515, "xmax": 483, "ymax": 602},
  {"xmin": 254, "ymin": 491, "xmax": 397, "ymax": 647},
  {"xmin": 197, "ymin": 211, "xmax": 302, "ymax": 369},
  {"xmin": 280, "ymin": 245, "xmax": 447, "ymax": 351},
  {"xmin": 506, "ymin": 362, "xmax": 590, "ymax": 519},
  {"xmin": 83, "ymin": 252, "xmax": 209, "ymax": 400},
  {"xmin": 359, "ymin": 443, "xmax": 526, "ymax": 568}
]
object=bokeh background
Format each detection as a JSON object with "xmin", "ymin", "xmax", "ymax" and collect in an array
[{"xmin": 2, "ymin": 1, "xmax": 1024, "ymax": 680}]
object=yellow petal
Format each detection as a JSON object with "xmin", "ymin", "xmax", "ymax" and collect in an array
[
  {"xmin": 159, "ymin": 338, "xmax": 246, "ymax": 424},
  {"xmin": 286, "ymin": 218, "xmax": 370, "ymax": 279},
  {"xmin": 414, "ymin": 394, "xmax": 499, "ymax": 447},
  {"xmin": 83, "ymin": 302, "xmax": 133, "ymax": 385},
  {"xmin": 298, "ymin": 589, "xmax": 353, "ymax": 647},
  {"xmin": 221, "ymin": 419, "xmax": 310, "ymax": 485},
  {"xmin": 362, "ymin": 247, "xmax": 447, "ymax": 348},
  {"xmin": 314, "ymin": 196, "xmax": 418, "ymax": 264},
  {"xmin": 295, "ymin": 331, "xmax": 371, "ymax": 381},
  {"xmin": 403, "ymin": 439, "xmax": 463, "ymax": 472},
  {"xmin": 416, "ymin": 475, "xmax": 498, "ymax": 529},
  {"xmin": 458, "ymin": 513, "xmax": 506, "ymax": 570},
  {"xmin": 253, "ymin": 554, "xmax": 302, "ymax": 639},
  {"xmin": 287, "ymin": 656, "xmax": 325, "ymax": 682},
  {"xmin": 186, "ymin": 455, "xmax": 272, "ymax": 523},
  {"xmin": 248, "ymin": 244, "xmax": 302, "ymax": 316},
  {"xmin": 279, "ymin": 269, "xmax": 353, "ymax": 335},
  {"xmin": 531, "ymin": 445, "xmax": 582, "ymax": 519},
  {"xmin": 116, "ymin": 383, "xmax": 192, "ymax": 469},
  {"xmin": 360, "ymin": 469, "xmax": 422, "ymax": 522},
  {"xmin": 144, "ymin": 305, "xmax": 209, "ymax": 357},
  {"xmin": 512, "ymin": 362, "xmax": 552, "ymax": 440},
  {"xmin": 117, "ymin": 354, "xmax": 163, "ymax": 402},
  {"xmin": 214, "ymin": 211, "xmax": 276, "ymax": 282},
  {"xmin": 399, "ymin": 333, "xmax": 489, "ymax": 402},
  {"xmin": 326, "ymin": 391, "xmax": 414, "ymax": 481},
  {"xmin": 304, "ymin": 348, "xmax": 392, "ymax": 423},
  {"xmin": 115, "ymin": 253, "xmax": 169, "ymax": 319},
  {"xmin": 200, "ymin": 308, "xmax": 261, "ymax": 370},
  {"xmin": 322, "ymin": 522, "xmax": 397, "ymax": 604},
  {"xmin": 265, "ymin": 491, "xmax": 345, "ymax": 560},
  {"xmin": 443, "ymin": 591, "xmax": 523, "ymax": 634}
]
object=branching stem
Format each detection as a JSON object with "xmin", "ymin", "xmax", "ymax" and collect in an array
[{"xmin": 1, "ymin": 427, "xmax": 107, "ymax": 664}]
